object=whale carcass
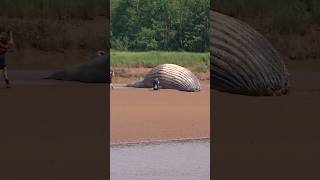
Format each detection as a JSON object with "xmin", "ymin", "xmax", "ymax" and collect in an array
[
  {"xmin": 127, "ymin": 64, "xmax": 201, "ymax": 92},
  {"xmin": 46, "ymin": 54, "xmax": 108, "ymax": 83},
  {"xmin": 210, "ymin": 11, "xmax": 289, "ymax": 96}
]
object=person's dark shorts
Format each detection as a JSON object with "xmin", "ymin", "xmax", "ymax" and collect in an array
[{"xmin": 0, "ymin": 55, "xmax": 6, "ymax": 69}]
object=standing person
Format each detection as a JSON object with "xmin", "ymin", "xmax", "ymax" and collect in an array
[
  {"xmin": 110, "ymin": 70, "xmax": 115, "ymax": 89},
  {"xmin": 0, "ymin": 31, "xmax": 14, "ymax": 88}
]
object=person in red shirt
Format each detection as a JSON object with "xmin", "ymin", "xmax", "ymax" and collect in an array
[{"xmin": 0, "ymin": 31, "xmax": 14, "ymax": 88}]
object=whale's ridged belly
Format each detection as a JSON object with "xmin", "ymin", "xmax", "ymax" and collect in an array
[
  {"xmin": 128, "ymin": 64, "xmax": 201, "ymax": 92},
  {"xmin": 210, "ymin": 11, "xmax": 289, "ymax": 96}
]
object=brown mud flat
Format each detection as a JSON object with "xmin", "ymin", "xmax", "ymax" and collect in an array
[
  {"xmin": 110, "ymin": 82, "xmax": 210, "ymax": 144},
  {"xmin": 0, "ymin": 70, "xmax": 107, "ymax": 179},
  {"xmin": 213, "ymin": 60, "xmax": 320, "ymax": 179}
]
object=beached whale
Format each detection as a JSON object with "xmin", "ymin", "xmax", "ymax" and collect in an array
[
  {"xmin": 210, "ymin": 11, "xmax": 289, "ymax": 96},
  {"xmin": 46, "ymin": 11, "xmax": 289, "ymax": 95},
  {"xmin": 127, "ymin": 64, "xmax": 201, "ymax": 92},
  {"xmin": 46, "ymin": 53, "xmax": 108, "ymax": 83}
]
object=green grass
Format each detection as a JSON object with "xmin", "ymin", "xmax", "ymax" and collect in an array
[
  {"xmin": 0, "ymin": 0, "xmax": 107, "ymax": 19},
  {"xmin": 111, "ymin": 50, "xmax": 210, "ymax": 70}
]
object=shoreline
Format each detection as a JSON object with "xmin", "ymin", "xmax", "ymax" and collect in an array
[{"xmin": 111, "ymin": 137, "xmax": 210, "ymax": 146}]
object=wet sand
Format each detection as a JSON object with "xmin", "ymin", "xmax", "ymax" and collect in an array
[
  {"xmin": 213, "ymin": 61, "xmax": 320, "ymax": 179},
  {"xmin": 0, "ymin": 70, "xmax": 108, "ymax": 179},
  {"xmin": 110, "ymin": 83, "xmax": 210, "ymax": 144}
]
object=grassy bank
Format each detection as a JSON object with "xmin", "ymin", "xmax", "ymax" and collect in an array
[
  {"xmin": 0, "ymin": 16, "xmax": 107, "ymax": 53},
  {"xmin": 111, "ymin": 50, "xmax": 210, "ymax": 69},
  {"xmin": 2, "ymin": 16, "xmax": 107, "ymax": 69},
  {"xmin": 111, "ymin": 50, "xmax": 210, "ymax": 82},
  {"xmin": 0, "ymin": 1, "xmax": 108, "ymax": 70}
]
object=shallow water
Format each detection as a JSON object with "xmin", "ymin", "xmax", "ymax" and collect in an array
[{"xmin": 111, "ymin": 139, "xmax": 210, "ymax": 180}]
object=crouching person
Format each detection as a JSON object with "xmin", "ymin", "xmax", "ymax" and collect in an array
[{"xmin": 153, "ymin": 78, "xmax": 160, "ymax": 90}]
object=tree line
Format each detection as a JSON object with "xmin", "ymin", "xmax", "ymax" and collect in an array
[{"xmin": 111, "ymin": 0, "xmax": 210, "ymax": 52}]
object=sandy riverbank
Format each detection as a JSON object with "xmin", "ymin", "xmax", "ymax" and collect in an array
[{"xmin": 110, "ymin": 82, "xmax": 210, "ymax": 144}]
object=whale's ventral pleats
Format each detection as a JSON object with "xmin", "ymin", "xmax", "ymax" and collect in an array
[{"xmin": 210, "ymin": 11, "xmax": 289, "ymax": 96}]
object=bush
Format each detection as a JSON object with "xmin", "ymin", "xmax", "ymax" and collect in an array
[
  {"xmin": 131, "ymin": 28, "xmax": 158, "ymax": 51},
  {"xmin": 111, "ymin": 37, "xmax": 129, "ymax": 51}
]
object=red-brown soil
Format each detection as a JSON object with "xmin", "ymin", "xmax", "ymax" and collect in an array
[{"xmin": 110, "ymin": 82, "xmax": 210, "ymax": 144}]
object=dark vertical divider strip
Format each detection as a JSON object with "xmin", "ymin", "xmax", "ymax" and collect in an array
[
  {"xmin": 106, "ymin": 0, "xmax": 111, "ymax": 179},
  {"xmin": 210, "ymin": 2, "xmax": 214, "ymax": 180}
]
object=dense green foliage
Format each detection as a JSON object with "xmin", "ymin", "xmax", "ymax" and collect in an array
[
  {"xmin": 111, "ymin": 0, "xmax": 210, "ymax": 52},
  {"xmin": 0, "ymin": 0, "xmax": 107, "ymax": 19}
]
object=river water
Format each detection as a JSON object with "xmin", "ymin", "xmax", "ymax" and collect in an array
[{"xmin": 111, "ymin": 139, "xmax": 210, "ymax": 180}]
